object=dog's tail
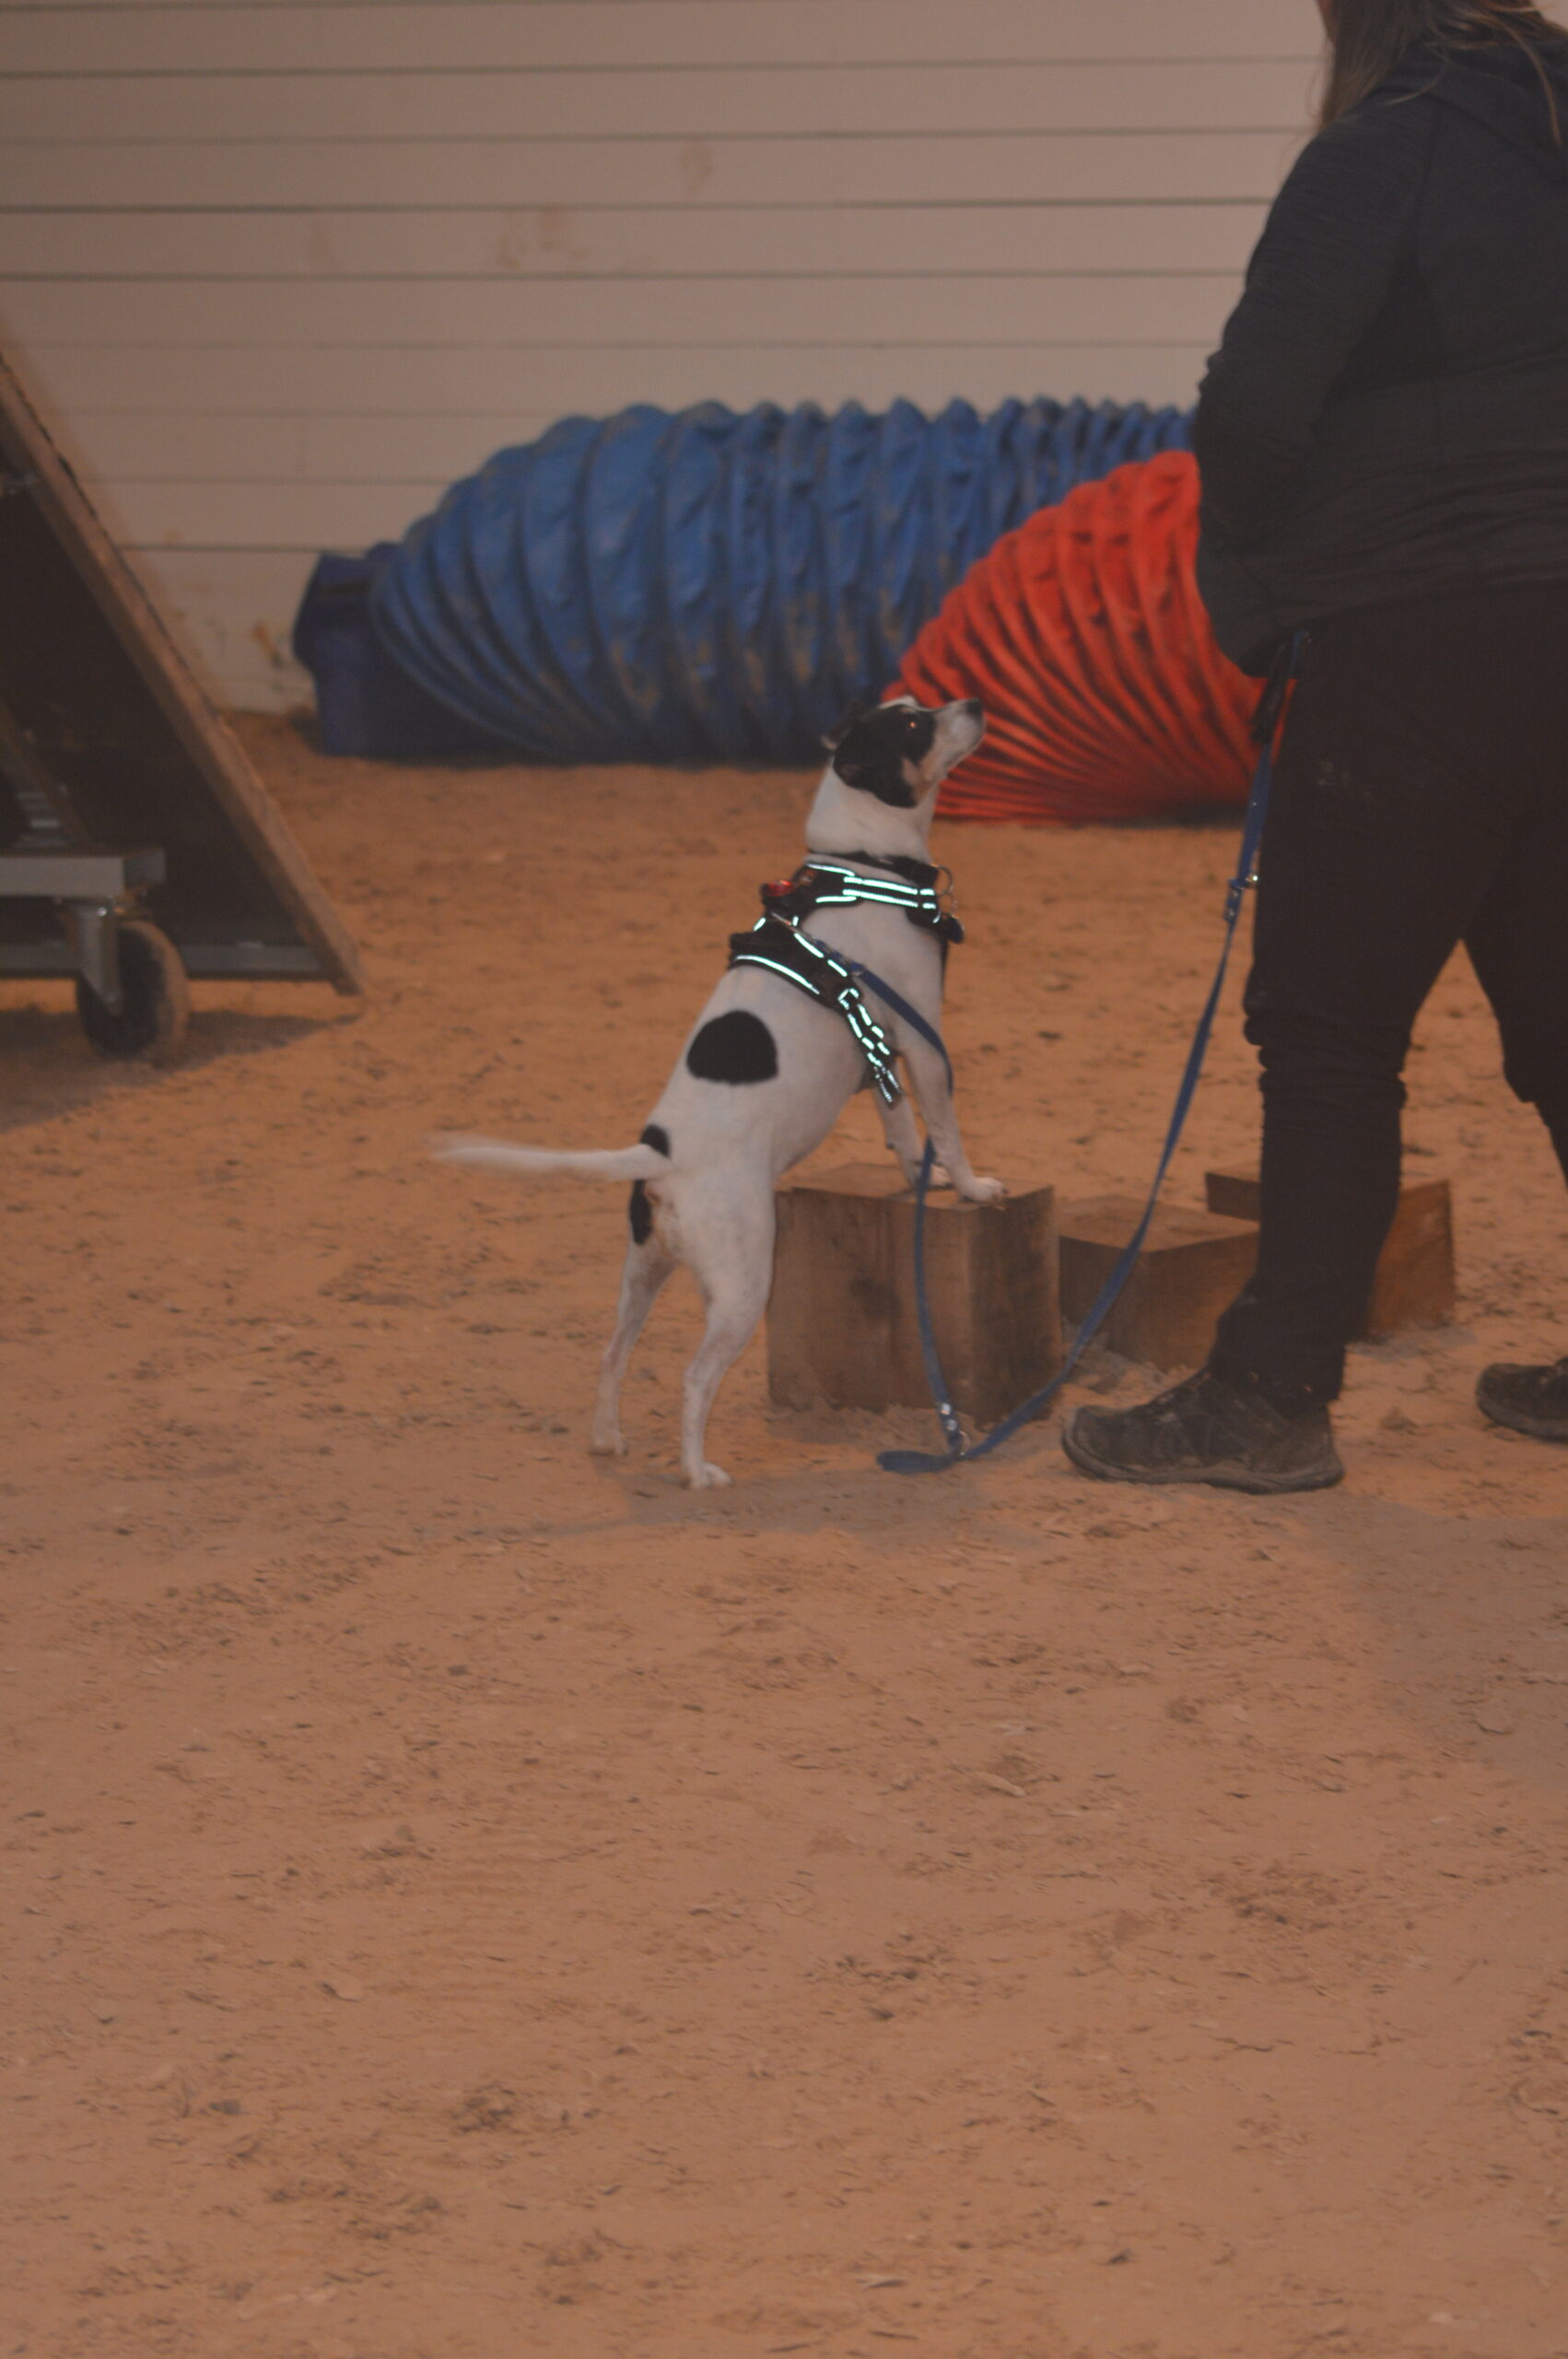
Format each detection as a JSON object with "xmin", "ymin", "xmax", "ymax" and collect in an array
[{"xmin": 433, "ymin": 1133, "xmax": 668, "ymax": 1183}]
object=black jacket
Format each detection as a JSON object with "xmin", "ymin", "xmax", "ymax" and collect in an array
[{"xmin": 1194, "ymin": 40, "xmax": 1568, "ymax": 673}]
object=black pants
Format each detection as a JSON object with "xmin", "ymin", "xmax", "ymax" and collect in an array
[{"xmin": 1208, "ymin": 582, "xmax": 1568, "ymax": 1416}]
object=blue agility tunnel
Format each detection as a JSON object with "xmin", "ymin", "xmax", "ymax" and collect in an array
[{"xmin": 296, "ymin": 396, "xmax": 1193, "ymax": 766}]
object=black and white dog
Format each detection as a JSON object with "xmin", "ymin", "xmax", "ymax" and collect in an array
[{"xmin": 439, "ymin": 696, "xmax": 1001, "ymax": 1487}]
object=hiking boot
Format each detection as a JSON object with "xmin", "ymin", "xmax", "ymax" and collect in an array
[
  {"xmin": 1062, "ymin": 1369, "xmax": 1344, "ymax": 1496},
  {"xmin": 1476, "ymin": 1356, "xmax": 1568, "ymax": 1442}
]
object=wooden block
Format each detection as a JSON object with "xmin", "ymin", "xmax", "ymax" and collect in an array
[
  {"xmin": 1058, "ymin": 1195, "xmax": 1259, "ymax": 1373},
  {"xmin": 1204, "ymin": 1166, "xmax": 1457, "ymax": 1339},
  {"xmin": 768, "ymin": 1164, "xmax": 1059, "ymax": 1427}
]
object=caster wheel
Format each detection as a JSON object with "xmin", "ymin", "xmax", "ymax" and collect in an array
[{"xmin": 76, "ymin": 919, "xmax": 191, "ymax": 1064}]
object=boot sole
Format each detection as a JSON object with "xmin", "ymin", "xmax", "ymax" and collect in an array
[
  {"xmin": 1477, "ymin": 1395, "xmax": 1568, "ymax": 1444},
  {"xmin": 1061, "ymin": 1418, "xmax": 1345, "ymax": 1496}
]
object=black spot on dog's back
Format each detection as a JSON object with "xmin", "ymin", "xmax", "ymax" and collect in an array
[
  {"xmin": 640, "ymin": 1122, "xmax": 671, "ymax": 1158},
  {"xmin": 685, "ymin": 1010, "xmax": 778, "ymax": 1085},
  {"xmin": 628, "ymin": 1179, "xmax": 652, "ymax": 1244}
]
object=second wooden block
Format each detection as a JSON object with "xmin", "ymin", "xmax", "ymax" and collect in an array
[{"xmin": 1058, "ymin": 1196, "xmax": 1260, "ymax": 1374}]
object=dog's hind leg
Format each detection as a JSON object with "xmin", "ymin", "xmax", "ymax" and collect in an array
[
  {"xmin": 591, "ymin": 1233, "xmax": 676, "ymax": 1457},
  {"xmin": 678, "ymin": 1191, "xmax": 777, "ymax": 1489}
]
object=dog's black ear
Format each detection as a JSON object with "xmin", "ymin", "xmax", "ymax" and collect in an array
[
  {"xmin": 822, "ymin": 700, "xmax": 868, "ymax": 753},
  {"xmin": 832, "ymin": 746, "xmax": 875, "ymax": 790}
]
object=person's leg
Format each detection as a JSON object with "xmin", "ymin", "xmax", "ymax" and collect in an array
[
  {"xmin": 1067, "ymin": 590, "xmax": 1539, "ymax": 1488},
  {"xmin": 1463, "ymin": 620, "xmax": 1568, "ymax": 1179},
  {"xmin": 1210, "ymin": 595, "xmax": 1554, "ymax": 1409},
  {"xmin": 1546, "ymin": 1107, "xmax": 1568, "ymax": 1189},
  {"xmin": 1543, "ymin": 1101, "xmax": 1568, "ymax": 1191},
  {"xmin": 1207, "ymin": 1005, "xmax": 1408, "ymax": 1414},
  {"xmin": 1459, "ymin": 603, "xmax": 1568, "ymax": 1436}
]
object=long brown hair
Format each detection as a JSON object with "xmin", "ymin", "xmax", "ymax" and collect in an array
[{"xmin": 1319, "ymin": 0, "xmax": 1566, "ymax": 135}]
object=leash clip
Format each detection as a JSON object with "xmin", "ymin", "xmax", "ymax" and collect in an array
[
  {"xmin": 1225, "ymin": 860, "xmax": 1262, "ymax": 922},
  {"xmin": 1249, "ymin": 628, "xmax": 1307, "ymax": 744}
]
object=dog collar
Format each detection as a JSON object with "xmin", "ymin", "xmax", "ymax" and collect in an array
[
  {"xmin": 834, "ymin": 851, "xmax": 942, "ymax": 890},
  {"xmin": 764, "ymin": 857, "xmax": 965, "ymax": 946}
]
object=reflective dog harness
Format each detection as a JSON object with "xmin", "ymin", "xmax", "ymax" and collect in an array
[
  {"xmin": 727, "ymin": 855, "xmax": 963, "ymax": 1107},
  {"xmin": 779, "ymin": 857, "xmax": 964, "ymax": 942}
]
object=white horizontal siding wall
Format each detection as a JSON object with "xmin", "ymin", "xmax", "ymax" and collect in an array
[{"xmin": 1, "ymin": 0, "xmax": 1331, "ymax": 709}]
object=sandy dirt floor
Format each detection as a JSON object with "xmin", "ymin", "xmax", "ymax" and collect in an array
[{"xmin": 3, "ymin": 714, "xmax": 1566, "ymax": 2359}]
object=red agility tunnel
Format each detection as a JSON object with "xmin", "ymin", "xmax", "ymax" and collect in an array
[{"xmin": 897, "ymin": 451, "xmax": 1261, "ymax": 825}]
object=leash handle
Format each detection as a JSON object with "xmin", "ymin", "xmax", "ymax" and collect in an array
[{"xmin": 879, "ymin": 634, "xmax": 1303, "ymax": 1477}]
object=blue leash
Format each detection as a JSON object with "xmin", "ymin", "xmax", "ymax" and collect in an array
[{"xmin": 872, "ymin": 638, "xmax": 1302, "ymax": 1477}]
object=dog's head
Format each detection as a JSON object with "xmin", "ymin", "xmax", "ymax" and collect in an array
[{"xmin": 822, "ymin": 696, "xmax": 984, "ymax": 812}]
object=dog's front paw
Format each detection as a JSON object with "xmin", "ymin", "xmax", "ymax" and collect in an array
[
  {"xmin": 963, "ymin": 1175, "xmax": 1008, "ymax": 1204},
  {"xmin": 685, "ymin": 1461, "xmax": 733, "ymax": 1490},
  {"xmin": 590, "ymin": 1426, "xmax": 628, "ymax": 1458}
]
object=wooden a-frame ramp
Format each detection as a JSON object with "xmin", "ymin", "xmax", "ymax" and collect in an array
[{"xmin": 0, "ymin": 346, "xmax": 363, "ymax": 1014}]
